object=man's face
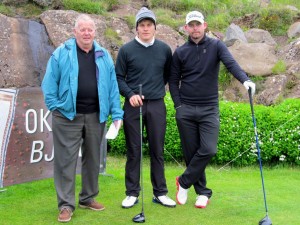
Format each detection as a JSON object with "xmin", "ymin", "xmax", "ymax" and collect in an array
[
  {"xmin": 74, "ymin": 20, "xmax": 95, "ymax": 51},
  {"xmin": 136, "ymin": 19, "xmax": 155, "ymax": 43},
  {"xmin": 184, "ymin": 21, "xmax": 207, "ymax": 42}
]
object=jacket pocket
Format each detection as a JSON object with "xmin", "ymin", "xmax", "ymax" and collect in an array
[{"xmin": 57, "ymin": 88, "xmax": 73, "ymax": 112}]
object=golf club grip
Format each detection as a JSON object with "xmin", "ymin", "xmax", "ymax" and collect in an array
[
  {"xmin": 248, "ymin": 88, "xmax": 255, "ymax": 116},
  {"xmin": 139, "ymin": 84, "xmax": 142, "ymax": 97}
]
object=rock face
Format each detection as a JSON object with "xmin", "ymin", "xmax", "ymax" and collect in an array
[
  {"xmin": 40, "ymin": 10, "xmax": 108, "ymax": 49},
  {"xmin": 0, "ymin": 14, "xmax": 54, "ymax": 88},
  {"xmin": 1, "ymin": 0, "xmax": 53, "ymax": 6},
  {"xmin": 228, "ymin": 41, "xmax": 278, "ymax": 76},
  {"xmin": 244, "ymin": 28, "xmax": 277, "ymax": 46},
  {"xmin": 287, "ymin": 21, "xmax": 300, "ymax": 38},
  {"xmin": 0, "ymin": 3, "xmax": 299, "ymax": 105}
]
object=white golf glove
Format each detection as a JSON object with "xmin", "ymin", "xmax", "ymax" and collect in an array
[{"xmin": 243, "ymin": 80, "xmax": 256, "ymax": 97}]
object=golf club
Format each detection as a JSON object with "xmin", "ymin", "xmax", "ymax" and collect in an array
[
  {"xmin": 132, "ymin": 84, "xmax": 145, "ymax": 223},
  {"xmin": 248, "ymin": 88, "xmax": 272, "ymax": 225}
]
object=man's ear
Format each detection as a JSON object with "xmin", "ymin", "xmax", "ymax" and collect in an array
[{"xmin": 183, "ymin": 24, "xmax": 188, "ymax": 32}]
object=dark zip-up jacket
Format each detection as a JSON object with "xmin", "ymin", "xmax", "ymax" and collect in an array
[{"xmin": 169, "ymin": 35, "xmax": 250, "ymax": 108}]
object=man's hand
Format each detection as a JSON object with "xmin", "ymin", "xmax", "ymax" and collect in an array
[
  {"xmin": 113, "ymin": 120, "xmax": 122, "ymax": 130},
  {"xmin": 243, "ymin": 80, "xmax": 256, "ymax": 97},
  {"xmin": 129, "ymin": 94, "xmax": 144, "ymax": 107}
]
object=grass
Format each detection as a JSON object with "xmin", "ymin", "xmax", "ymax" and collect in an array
[
  {"xmin": 1, "ymin": 155, "xmax": 300, "ymax": 224},
  {"xmin": 272, "ymin": 60, "xmax": 287, "ymax": 74},
  {"xmin": 104, "ymin": 27, "xmax": 124, "ymax": 47}
]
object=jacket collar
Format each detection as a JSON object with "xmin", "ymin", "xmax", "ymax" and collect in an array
[
  {"xmin": 64, "ymin": 38, "xmax": 105, "ymax": 57},
  {"xmin": 188, "ymin": 34, "xmax": 207, "ymax": 45}
]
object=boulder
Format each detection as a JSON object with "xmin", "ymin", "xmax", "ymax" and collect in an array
[
  {"xmin": 287, "ymin": 22, "xmax": 300, "ymax": 38},
  {"xmin": 0, "ymin": 13, "xmax": 53, "ymax": 88},
  {"xmin": 257, "ymin": 75, "xmax": 287, "ymax": 105},
  {"xmin": 1, "ymin": 0, "xmax": 28, "ymax": 4},
  {"xmin": 40, "ymin": 10, "xmax": 108, "ymax": 49},
  {"xmin": 244, "ymin": 28, "xmax": 276, "ymax": 46},
  {"xmin": 228, "ymin": 41, "xmax": 278, "ymax": 76},
  {"xmin": 155, "ymin": 24, "xmax": 186, "ymax": 53},
  {"xmin": 224, "ymin": 23, "xmax": 247, "ymax": 47}
]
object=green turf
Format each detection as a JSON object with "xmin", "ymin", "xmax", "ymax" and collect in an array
[{"xmin": 0, "ymin": 156, "xmax": 299, "ymax": 225}]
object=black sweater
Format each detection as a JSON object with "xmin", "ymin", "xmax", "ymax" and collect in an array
[
  {"xmin": 115, "ymin": 39, "xmax": 172, "ymax": 100},
  {"xmin": 169, "ymin": 35, "xmax": 250, "ymax": 108},
  {"xmin": 76, "ymin": 45, "xmax": 99, "ymax": 113}
]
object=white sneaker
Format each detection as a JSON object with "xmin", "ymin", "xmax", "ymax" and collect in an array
[
  {"xmin": 153, "ymin": 195, "xmax": 176, "ymax": 207},
  {"xmin": 195, "ymin": 195, "xmax": 209, "ymax": 208},
  {"xmin": 176, "ymin": 177, "xmax": 188, "ymax": 205},
  {"xmin": 122, "ymin": 196, "xmax": 138, "ymax": 208}
]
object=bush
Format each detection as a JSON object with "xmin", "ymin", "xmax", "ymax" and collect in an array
[
  {"xmin": 255, "ymin": 8, "xmax": 295, "ymax": 36},
  {"xmin": 109, "ymin": 93, "xmax": 300, "ymax": 166},
  {"xmin": 62, "ymin": 0, "xmax": 105, "ymax": 14},
  {"xmin": 62, "ymin": 0, "xmax": 119, "ymax": 14},
  {"xmin": 272, "ymin": 60, "xmax": 286, "ymax": 74}
]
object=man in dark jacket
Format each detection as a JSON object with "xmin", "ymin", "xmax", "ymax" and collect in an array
[
  {"xmin": 116, "ymin": 7, "xmax": 176, "ymax": 208},
  {"xmin": 169, "ymin": 11, "xmax": 255, "ymax": 208}
]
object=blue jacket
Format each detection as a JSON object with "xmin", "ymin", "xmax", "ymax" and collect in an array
[{"xmin": 42, "ymin": 38, "xmax": 123, "ymax": 123}]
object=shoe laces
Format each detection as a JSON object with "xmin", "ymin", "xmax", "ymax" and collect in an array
[
  {"xmin": 60, "ymin": 207, "xmax": 72, "ymax": 214},
  {"xmin": 158, "ymin": 195, "xmax": 169, "ymax": 200}
]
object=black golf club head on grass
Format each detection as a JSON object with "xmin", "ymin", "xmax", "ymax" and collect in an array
[
  {"xmin": 132, "ymin": 212, "xmax": 145, "ymax": 223},
  {"xmin": 259, "ymin": 215, "xmax": 272, "ymax": 225}
]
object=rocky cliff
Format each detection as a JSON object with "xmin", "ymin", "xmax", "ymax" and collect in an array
[{"xmin": 0, "ymin": 0, "xmax": 299, "ymax": 105}]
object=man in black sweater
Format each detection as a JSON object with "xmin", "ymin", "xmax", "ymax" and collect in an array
[
  {"xmin": 116, "ymin": 7, "xmax": 176, "ymax": 208},
  {"xmin": 169, "ymin": 11, "xmax": 256, "ymax": 208}
]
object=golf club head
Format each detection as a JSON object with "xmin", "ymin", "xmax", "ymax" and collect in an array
[
  {"xmin": 132, "ymin": 212, "xmax": 145, "ymax": 223},
  {"xmin": 259, "ymin": 215, "xmax": 272, "ymax": 225}
]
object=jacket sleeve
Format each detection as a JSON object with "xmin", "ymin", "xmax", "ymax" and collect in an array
[
  {"xmin": 217, "ymin": 40, "xmax": 250, "ymax": 83},
  {"xmin": 115, "ymin": 47, "xmax": 135, "ymax": 99},
  {"xmin": 169, "ymin": 50, "xmax": 182, "ymax": 108},
  {"xmin": 107, "ymin": 53, "xmax": 124, "ymax": 121},
  {"xmin": 164, "ymin": 46, "xmax": 173, "ymax": 85},
  {"xmin": 41, "ymin": 53, "xmax": 60, "ymax": 111}
]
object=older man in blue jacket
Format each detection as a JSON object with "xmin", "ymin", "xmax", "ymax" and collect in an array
[{"xmin": 42, "ymin": 14, "xmax": 123, "ymax": 223}]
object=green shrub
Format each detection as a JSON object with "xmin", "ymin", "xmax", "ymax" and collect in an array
[
  {"xmin": 109, "ymin": 93, "xmax": 300, "ymax": 166},
  {"xmin": 219, "ymin": 64, "xmax": 233, "ymax": 90},
  {"xmin": 104, "ymin": 27, "xmax": 123, "ymax": 47},
  {"xmin": 124, "ymin": 15, "xmax": 135, "ymax": 30},
  {"xmin": 154, "ymin": 8, "xmax": 184, "ymax": 30},
  {"xmin": 272, "ymin": 60, "xmax": 286, "ymax": 74},
  {"xmin": 62, "ymin": 0, "xmax": 106, "ymax": 14},
  {"xmin": 150, "ymin": 0, "xmax": 190, "ymax": 13},
  {"xmin": 255, "ymin": 8, "xmax": 295, "ymax": 36},
  {"xmin": 0, "ymin": 3, "xmax": 14, "ymax": 16}
]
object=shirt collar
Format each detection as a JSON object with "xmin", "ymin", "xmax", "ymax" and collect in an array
[{"xmin": 135, "ymin": 36, "xmax": 155, "ymax": 47}]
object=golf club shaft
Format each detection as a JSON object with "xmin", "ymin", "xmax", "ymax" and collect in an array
[
  {"xmin": 139, "ymin": 84, "xmax": 144, "ymax": 213},
  {"xmin": 248, "ymin": 88, "xmax": 269, "ymax": 215}
]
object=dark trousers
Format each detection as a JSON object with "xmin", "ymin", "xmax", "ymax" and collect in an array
[
  {"xmin": 123, "ymin": 99, "xmax": 168, "ymax": 197},
  {"xmin": 176, "ymin": 104, "xmax": 219, "ymax": 198},
  {"xmin": 52, "ymin": 111, "xmax": 105, "ymax": 211}
]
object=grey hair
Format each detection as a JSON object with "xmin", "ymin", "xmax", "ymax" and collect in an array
[{"xmin": 74, "ymin": 14, "xmax": 96, "ymax": 30}]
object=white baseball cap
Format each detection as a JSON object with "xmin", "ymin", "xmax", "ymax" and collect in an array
[{"xmin": 186, "ymin": 11, "xmax": 205, "ymax": 24}]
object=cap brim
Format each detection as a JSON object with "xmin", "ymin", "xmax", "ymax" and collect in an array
[
  {"xmin": 186, "ymin": 19, "xmax": 204, "ymax": 24},
  {"xmin": 137, "ymin": 17, "xmax": 156, "ymax": 24}
]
